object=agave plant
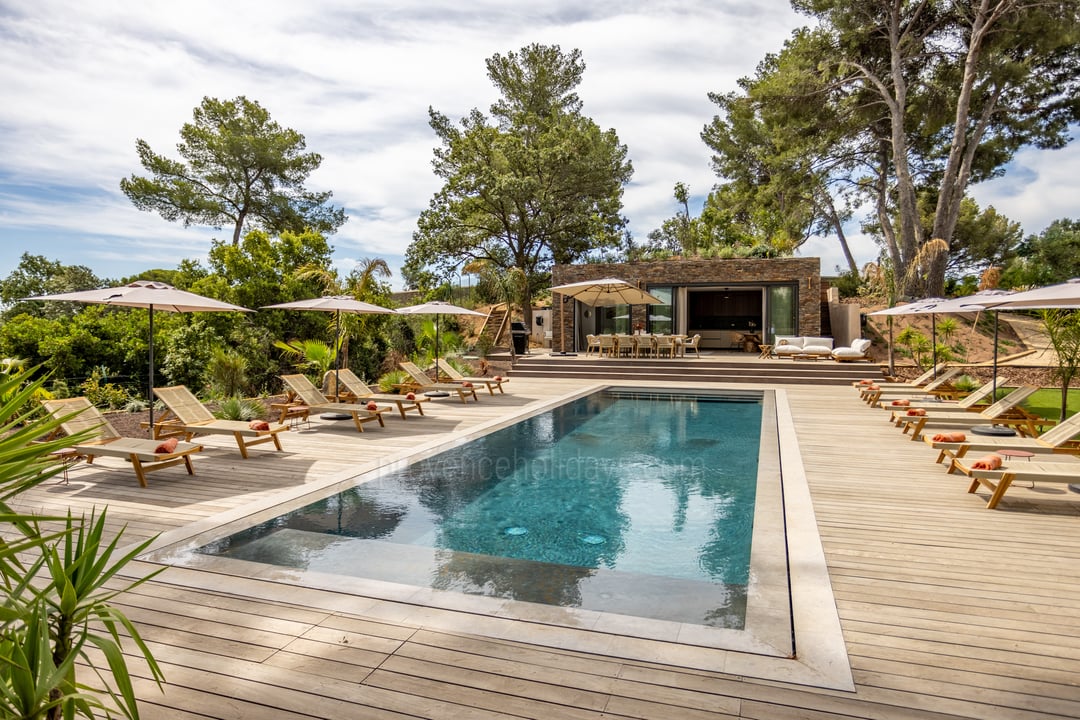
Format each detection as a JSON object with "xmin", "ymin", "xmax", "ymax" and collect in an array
[
  {"xmin": 0, "ymin": 368, "xmax": 164, "ymax": 719},
  {"xmin": 213, "ymin": 395, "xmax": 265, "ymax": 421}
]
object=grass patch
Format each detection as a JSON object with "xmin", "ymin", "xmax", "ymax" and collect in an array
[{"xmin": 1023, "ymin": 387, "xmax": 1080, "ymax": 420}]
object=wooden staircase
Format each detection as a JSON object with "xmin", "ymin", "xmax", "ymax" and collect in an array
[
  {"xmin": 510, "ymin": 354, "xmax": 880, "ymax": 386},
  {"xmin": 476, "ymin": 304, "xmax": 510, "ymax": 349}
]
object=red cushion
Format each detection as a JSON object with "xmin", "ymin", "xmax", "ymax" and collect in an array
[
  {"xmin": 462, "ymin": 381, "xmax": 473, "ymax": 388},
  {"xmin": 154, "ymin": 437, "xmax": 178, "ymax": 454},
  {"xmin": 406, "ymin": 392, "xmax": 416, "ymax": 400},
  {"xmin": 494, "ymin": 375, "xmax": 502, "ymax": 381},
  {"xmin": 249, "ymin": 420, "xmax": 270, "ymax": 431},
  {"xmin": 906, "ymin": 408, "xmax": 927, "ymax": 416},
  {"xmin": 365, "ymin": 401, "xmax": 378, "ymax": 411}
]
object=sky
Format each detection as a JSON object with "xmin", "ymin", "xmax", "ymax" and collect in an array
[{"xmin": 1, "ymin": 1, "xmax": 1077, "ymax": 291}]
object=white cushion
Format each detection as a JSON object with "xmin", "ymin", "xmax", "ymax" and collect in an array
[
  {"xmin": 803, "ymin": 345, "xmax": 833, "ymax": 356},
  {"xmin": 832, "ymin": 347, "xmax": 866, "ymax": 359},
  {"xmin": 851, "ymin": 338, "xmax": 871, "ymax": 354},
  {"xmin": 774, "ymin": 336, "xmax": 803, "ymax": 349},
  {"xmin": 802, "ymin": 337, "xmax": 834, "ymax": 350}
]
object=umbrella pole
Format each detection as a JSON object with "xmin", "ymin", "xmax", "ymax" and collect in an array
[
  {"xmin": 427, "ymin": 313, "xmax": 449, "ymax": 397},
  {"xmin": 148, "ymin": 305, "xmax": 154, "ymax": 431},
  {"xmin": 334, "ymin": 310, "xmax": 341, "ymax": 398},
  {"xmin": 931, "ymin": 314, "xmax": 937, "ymax": 378},
  {"xmin": 992, "ymin": 311, "xmax": 999, "ymax": 399}
]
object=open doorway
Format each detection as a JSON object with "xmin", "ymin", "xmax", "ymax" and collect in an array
[{"xmin": 687, "ymin": 289, "xmax": 763, "ymax": 350}]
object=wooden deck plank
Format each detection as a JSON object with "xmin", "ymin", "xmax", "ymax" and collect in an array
[{"xmin": 11, "ymin": 373, "xmax": 1080, "ymax": 719}]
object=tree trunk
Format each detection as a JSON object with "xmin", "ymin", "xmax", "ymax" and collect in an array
[{"xmin": 821, "ymin": 190, "xmax": 858, "ymax": 274}]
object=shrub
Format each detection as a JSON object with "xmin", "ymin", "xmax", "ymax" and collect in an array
[
  {"xmin": 377, "ymin": 369, "xmax": 409, "ymax": 393},
  {"xmin": 214, "ymin": 395, "xmax": 265, "ymax": 421},
  {"xmin": 79, "ymin": 367, "xmax": 129, "ymax": 409}
]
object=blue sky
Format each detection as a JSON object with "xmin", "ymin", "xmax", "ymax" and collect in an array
[{"xmin": 1, "ymin": 0, "xmax": 1077, "ymax": 289}]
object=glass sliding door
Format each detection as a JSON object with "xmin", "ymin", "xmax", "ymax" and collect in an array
[
  {"xmin": 647, "ymin": 286, "xmax": 673, "ymax": 335},
  {"xmin": 766, "ymin": 285, "xmax": 797, "ymax": 342}
]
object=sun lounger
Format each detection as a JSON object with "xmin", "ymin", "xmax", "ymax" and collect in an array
[
  {"xmin": 279, "ymin": 374, "xmax": 392, "ymax": 432},
  {"xmin": 41, "ymin": 397, "xmax": 202, "ymax": 487},
  {"xmin": 891, "ymin": 385, "xmax": 1045, "ymax": 440},
  {"xmin": 152, "ymin": 385, "xmax": 287, "ymax": 458},
  {"xmin": 923, "ymin": 411, "xmax": 1080, "ymax": 466},
  {"xmin": 853, "ymin": 363, "xmax": 947, "ymax": 390},
  {"xmin": 875, "ymin": 376, "xmax": 1007, "ymax": 413},
  {"xmin": 950, "ymin": 456, "xmax": 1080, "ymax": 509},
  {"xmin": 324, "ymin": 368, "xmax": 429, "ymax": 419},
  {"xmin": 861, "ymin": 368, "xmax": 963, "ymax": 406},
  {"xmin": 398, "ymin": 361, "xmax": 478, "ymax": 403},
  {"xmin": 434, "ymin": 358, "xmax": 507, "ymax": 395}
]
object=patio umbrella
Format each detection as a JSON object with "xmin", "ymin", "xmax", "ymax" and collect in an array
[
  {"xmin": 261, "ymin": 296, "xmax": 397, "ymax": 416},
  {"xmin": 25, "ymin": 280, "xmax": 251, "ymax": 428},
  {"xmin": 976, "ymin": 278, "xmax": 1080, "ymax": 310},
  {"xmin": 915, "ymin": 290, "xmax": 1016, "ymax": 398},
  {"xmin": 869, "ymin": 297, "xmax": 946, "ymax": 376},
  {"xmin": 550, "ymin": 279, "xmax": 663, "ymax": 354},
  {"xmin": 396, "ymin": 301, "xmax": 485, "ymax": 396}
]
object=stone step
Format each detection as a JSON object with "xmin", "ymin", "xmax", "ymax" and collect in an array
[{"xmin": 508, "ymin": 355, "xmax": 879, "ymax": 386}]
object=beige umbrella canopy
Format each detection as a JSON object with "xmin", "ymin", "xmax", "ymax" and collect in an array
[
  {"xmin": 396, "ymin": 301, "xmax": 485, "ymax": 393},
  {"xmin": 549, "ymin": 278, "xmax": 663, "ymax": 307},
  {"xmin": 25, "ymin": 280, "xmax": 252, "ymax": 427},
  {"xmin": 261, "ymin": 295, "xmax": 397, "ymax": 403},
  {"xmin": 550, "ymin": 279, "xmax": 662, "ymax": 354}
]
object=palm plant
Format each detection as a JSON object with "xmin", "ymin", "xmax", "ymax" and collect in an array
[
  {"xmin": 273, "ymin": 338, "xmax": 337, "ymax": 382},
  {"xmin": 0, "ymin": 368, "xmax": 164, "ymax": 719}
]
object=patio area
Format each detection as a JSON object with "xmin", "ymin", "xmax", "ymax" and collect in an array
[{"xmin": 12, "ymin": 375, "xmax": 1080, "ymax": 719}]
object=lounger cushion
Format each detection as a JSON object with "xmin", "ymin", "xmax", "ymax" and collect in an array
[{"xmin": 155, "ymin": 437, "xmax": 178, "ymax": 454}]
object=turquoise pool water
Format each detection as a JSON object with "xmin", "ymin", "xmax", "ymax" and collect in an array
[{"xmin": 198, "ymin": 388, "xmax": 763, "ymax": 626}]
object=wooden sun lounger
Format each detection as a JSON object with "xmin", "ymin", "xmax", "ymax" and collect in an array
[
  {"xmin": 325, "ymin": 368, "xmax": 429, "ymax": 420},
  {"xmin": 855, "ymin": 363, "xmax": 947, "ymax": 389},
  {"xmin": 279, "ymin": 374, "xmax": 392, "ymax": 432},
  {"xmin": 922, "ymin": 412, "xmax": 1080, "ymax": 466},
  {"xmin": 153, "ymin": 385, "xmax": 287, "ymax": 458},
  {"xmin": 891, "ymin": 385, "xmax": 1044, "ymax": 440},
  {"xmin": 434, "ymin": 358, "xmax": 507, "ymax": 395},
  {"xmin": 861, "ymin": 368, "xmax": 964, "ymax": 406},
  {"xmin": 950, "ymin": 458, "xmax": 1080, "ymax": 509},
  {"xmin": 41, "ymin": 397, "xmax": 202, "ymax": 487},
  {"xmin": 874, "ymin": 376, "xmax": 1007, "ymax": 414},
  {"xmin": 398, "ymin": 361, "xmax": 478, "ymax": 403}
]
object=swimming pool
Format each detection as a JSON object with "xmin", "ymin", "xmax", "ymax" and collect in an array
[{"xmin": 196, "ymin": 389, "xmax": 764, "ymax": 628}]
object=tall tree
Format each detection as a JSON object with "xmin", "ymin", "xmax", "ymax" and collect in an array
[
  {"xmin": 702, "ymin": 29, "xmax": 868, "ymax": 272},
  {"xmin": 120, "ymin": 95, "xmax": 346, "ymax": 245},
  {"xmin": 404, "ymin": 44, "xmax": 633, "ymax": 324},
  {"xmin": 789, "ymin": 0, "xmax": 1080, "ymax": 295}
]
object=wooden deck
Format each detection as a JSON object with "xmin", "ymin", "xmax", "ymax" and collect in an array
[{"xmin": 13, "ymin": 376, "xmax": 1080, "ymax": 719}]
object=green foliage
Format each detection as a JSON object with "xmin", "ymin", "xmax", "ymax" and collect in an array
[
  {"xmin": 0, "ymin": 369, "xmax": 163, "ymax": 718},
  {"xmin": 728, "ymin": 1, "xmax": 1080, "ymax": 296},
  {"xmin": 78, "ymin": 368, "xmax": 130, "ymax": 410},
  {"xmin": 952, "ymin": 375, "xmax": 981, "ymax": 393},
  {"xmin": 120, "ymin": 95, "xmax": 345, "ymax": 245},
  {"xmin": 213, "ymin": 396, "xmax": 264, "ymax": 421},
  {"xmin": 273, "ymin": 338, "xmax": 336, "ymax": 380},
  {"xmin": 1039, "ymin": 309, "xmax": 1080, "ymax": 422},
  {"xmin": 159, "ymin": 319, "xmax": 221, "ymax": 391},
  {"xmin": 377, "ymin": 369, "xmax": 409, "ymax": 393},
  {"xmin": 404, "ymin": 43, "xmax": 633, "ymax": 319},
  {"xmin": 1002, "ymin": 218, "xmax": 1080, "ymax": 288},
  {"xmin": 412, "ymin": 319, "xmax": 461, "ymax": 365},
  {"xmin": 895, "ymin": 327, "xmax": 932, "ymax": 369},
  {"xmin": 205, "ymin": 347, "xmax": 249, "ymax": 398},
  {"xmin": 0, "ymin": 253, "xmax": 102, "ymax": 322}
]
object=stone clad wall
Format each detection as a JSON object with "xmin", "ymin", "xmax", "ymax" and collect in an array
[{"xmin": 551, "ymin": 258, "xmax": 821, "ymax": 352}]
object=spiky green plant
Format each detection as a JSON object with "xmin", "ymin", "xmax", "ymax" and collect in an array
[
  {"xmin": 213, "ymin": 396, "xmax": 265, "ymax": 421},
  {"xmin": 377, "ymin": 369, "xmax": 409, "ymax": 393},
  {"xmin": 0, "ymin": 368, "xmax": 164, "ymax": 719}
]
